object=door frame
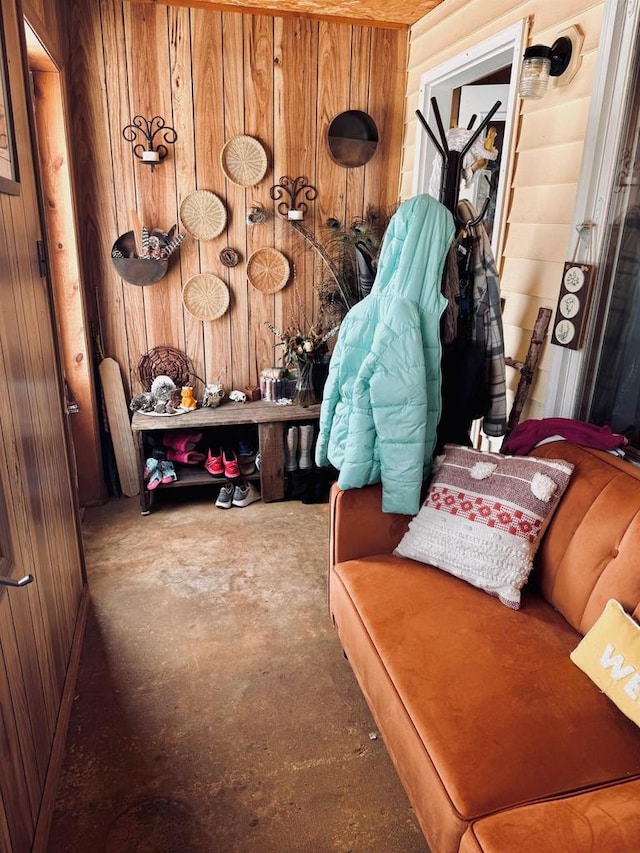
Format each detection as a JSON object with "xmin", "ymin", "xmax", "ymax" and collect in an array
[
  {"xmin": 24, "ymin": 17, "xmax": 104, "ymax": 507},
  {"xmin": 411, "ymin": 19, "xmax": 527, "ymax": 262},
  {"xmin": 544, "ymin": 0, "xmax": 640, "ymax": 418}
]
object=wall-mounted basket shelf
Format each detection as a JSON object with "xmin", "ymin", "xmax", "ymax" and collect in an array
[{"xmin": 111, "ymin": 231, "xmax": 168, "ymax": 286}]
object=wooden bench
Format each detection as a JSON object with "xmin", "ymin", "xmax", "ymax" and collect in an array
[{"xmin": 131, "ymin": 400, "xmax": 321, "ymax": 514}]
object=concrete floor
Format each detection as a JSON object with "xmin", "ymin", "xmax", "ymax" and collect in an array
[{"xmin": 47, "ymin": 486, "xmax": 429, "ymax": 852}]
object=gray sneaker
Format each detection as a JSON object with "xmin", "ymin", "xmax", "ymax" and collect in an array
[
  {"xmin": 215, "ymin": 482, "xmax": 234, "ymax": 509},
  {"xmin": 232, "ymin": 482, "xmax": 261, "ymax": 507}
]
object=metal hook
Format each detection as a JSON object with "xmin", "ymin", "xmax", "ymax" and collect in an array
[
  {"xmin": 455, "ymin": 176, "xmax": 492, "ymax": 228},
  {"xmin": 462, "ymin": 195, "xmax": 491, "ymax": 227}
]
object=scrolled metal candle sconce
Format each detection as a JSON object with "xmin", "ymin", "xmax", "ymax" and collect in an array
[
  {"xmin": 122, "ymin": 115, "xmax": 178, "ymax": 170},
  {"xmin": 269, "ymin": 176, "xmax": 317, "ymax": 220}
]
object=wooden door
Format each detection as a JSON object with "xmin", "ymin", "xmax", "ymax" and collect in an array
[{"xmin": 0, "ymin": 0, "xmax": 86, "ymax": 849}]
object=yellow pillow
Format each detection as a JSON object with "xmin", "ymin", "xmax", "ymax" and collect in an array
[{"xmin": 570, "ymin": 599, "xmax": 640, "ymax": 728}]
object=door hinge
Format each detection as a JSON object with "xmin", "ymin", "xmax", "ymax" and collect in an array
[{"xmin": 36, "ymin": 240, "xmax": 47, "ymax": 278}]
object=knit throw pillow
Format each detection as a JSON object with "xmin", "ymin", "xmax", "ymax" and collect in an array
[
  {"xmin": 570, "ymin": 599, "xmax": 640, "ymax": 728},
  {"xmin": 394, "ymin": 444, "xmax": 574, "ymax": 609}
]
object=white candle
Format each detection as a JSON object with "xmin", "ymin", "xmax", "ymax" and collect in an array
[
  {"xmin": 287, "ymin": 209, "xmax": 303, "ymax": 220},
  {"xmin": 142, "ymin": 150, "xmax": 160, "ymax": 163}
]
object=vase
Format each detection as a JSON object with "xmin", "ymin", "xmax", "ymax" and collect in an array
[
  {"xmin": 293, "ymin": 359, "xmax": 317, "ymax": 407},
  {"xmin": 312, "ymin": 355, "xmax": 331, "ymax": 401}
]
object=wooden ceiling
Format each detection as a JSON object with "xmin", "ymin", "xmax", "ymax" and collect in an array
[{"xmin": 133, "ymin": 0, "xmax": 445, "ymax": 29}]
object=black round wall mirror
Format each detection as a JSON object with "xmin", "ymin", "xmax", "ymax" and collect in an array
[{"xmin": 326, "ymin": 110, "xmax": 379, "ymax": 168}]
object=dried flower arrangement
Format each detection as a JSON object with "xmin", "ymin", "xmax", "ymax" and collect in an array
[
  {"xmin": 265, "ymin": 315, "xmax": 339, "ymax": 367},
  {"xmin": 264, "ymin": 290, "xmax": 340, "ymax": 405}
]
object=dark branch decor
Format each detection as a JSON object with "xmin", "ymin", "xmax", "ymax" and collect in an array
[
  {"xmin": 287, "ymin": 221, "xmax": 346, "ymax": 306},
  {"xmin": 322, "ymin": 207, "xmax": 393, "ymax": 302},
  {"xmin": 122, "ymin": 115, "xmax": 178, "ymax": 170},
  {"xmin": 284, "ymin": 206, "xmax": 393, "ymax": 325}
]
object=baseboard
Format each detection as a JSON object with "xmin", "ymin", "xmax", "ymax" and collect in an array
[{"xmin": 31, "ymin": 584, "xmax": 89, "ymax": 853}]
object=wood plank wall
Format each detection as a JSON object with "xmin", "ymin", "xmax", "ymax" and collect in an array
[
  {"xmin": 403, "ymin": 0, "xmax": 605, "ymax": 423},
  {"xmin": 65, "ymin": 0, "xmax": 407, "ymax": 399}
]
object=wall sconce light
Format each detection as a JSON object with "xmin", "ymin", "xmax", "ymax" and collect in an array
[
  {"xmin": 122, "ymin": 115, "xmax": 178, "ymax": 170},
  {"xmin": 269, "ymin": 176, "xmax": 317, "ymax": 220},
  {"xmin": 518, "ymin": 26, "xmax": 584, "ymax": 100}
]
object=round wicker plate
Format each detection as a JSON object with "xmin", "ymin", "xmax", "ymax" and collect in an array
[
  {"xmin": 179, "ymin": 190, "xmax": 227, "ymax": 241},
  {"xmin": 246, "ymin": 247, "xmax": 290, "ymax": 293},
  {"xmin": 182, "ymin": 273, "xmax": 230, "ymax": 321},
  {"xmin": 220, "ymin": 135, "xmax": 268, "ymax": 187}
]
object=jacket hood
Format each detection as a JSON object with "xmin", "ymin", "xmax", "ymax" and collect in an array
[{"xmin": 372, "ymin": 194, "xmax": 455, "ymax": 306}]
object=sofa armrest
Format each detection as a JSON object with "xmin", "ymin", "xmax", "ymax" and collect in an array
[{"xmin": 329, "ymin": 483, "xmax": 411, "ymax": 568}]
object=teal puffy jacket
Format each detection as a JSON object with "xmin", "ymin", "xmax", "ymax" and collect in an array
[{"xmin": 315, "ymin": 194, "xmax": 454, "ymax": 514}]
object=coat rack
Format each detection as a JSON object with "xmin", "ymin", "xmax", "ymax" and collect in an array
[{"xmin": 416, "ymin": 97, "xmax": 502, "ymax": 219}]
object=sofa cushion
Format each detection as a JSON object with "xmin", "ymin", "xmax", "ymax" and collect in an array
[
  {"xmin": 459, "ymin": 779, "xmax": 640, "ymax": 853},
  {"xmin": 393, "ymin": 444, "xmax": 573, "ymax": 608},
  {"xmin": 330, "ymin": 554, "xmax": 640, "ymax": 853},
  {"xmin": 530, "ymin": 443, "xmax": 640, "ymax": 634},
  {"xmin": 571, "ymin": 598, "xmax": 640, "ymax": 728}
]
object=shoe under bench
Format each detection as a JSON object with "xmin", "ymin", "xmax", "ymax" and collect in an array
[{"xmin": 131, "ymin": 400, "xmax": 321, "ymax": 514}]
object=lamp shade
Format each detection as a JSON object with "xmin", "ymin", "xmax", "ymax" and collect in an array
[{"xmin": 519, "ymin": 45, "xmax": 552, "ymax": 99}]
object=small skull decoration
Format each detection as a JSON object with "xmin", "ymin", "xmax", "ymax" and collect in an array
[{"xmin": 202, "ymin": 382, "xmax": 225, "ymax": 408}]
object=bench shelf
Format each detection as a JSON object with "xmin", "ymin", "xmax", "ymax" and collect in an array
[{"xmin": 131, "ymin": 399, "xmax": 321, "ymax": 514}]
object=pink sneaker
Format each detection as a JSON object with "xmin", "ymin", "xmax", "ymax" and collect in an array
[
  {"xmin": 160, "ymin": 460, "xmax": 177, "ymax": 484},
  {"xmin": 223, "ymin": 450, "xmax": 240, "ymax": 479},
  {"xmin": 205, "ymin": 448, "xmax": 224, "ymax": 476},
  {"xmin": 147, "ymin": 466, "xmax": 162, "ymax": 490}
]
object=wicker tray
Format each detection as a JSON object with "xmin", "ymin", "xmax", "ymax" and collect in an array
[
  {"xmin": 220, "ymin": 135, "xmax": 268, "ymax": 187},
  {"xmin": 182, "ymin": 273, "xmax": 230, "ymax": 321},
  {"xmin": 246, "ymin": 247, "xmax": 290, "ymax": 293},
  {"xmin": 179, "ymin": 190, "xmax": 227, "ymax": 241}
]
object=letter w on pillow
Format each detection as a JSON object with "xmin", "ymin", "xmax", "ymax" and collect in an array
[{"xmin": 600, "ymin": 644, "xmax": 635, "ymax": 681}]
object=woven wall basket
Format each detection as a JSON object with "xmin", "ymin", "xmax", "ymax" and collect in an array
[
  {"xmin": 137, "ymin": 346, "xmax": 194, "ymax": 390},
  {"xmin": 246, "ymin": 247, "xmax": 290, "ymax": 293},
  {"xmin": 179, "ymin": 190, "xmax": 227, "ymax": 241},
  {"xmin": 220, "ymin": 135, "xmax": 268, "ymax": 187},
  {"xmin": 182, "ymin": 273, "xmax": 230, "ymax": 321}
]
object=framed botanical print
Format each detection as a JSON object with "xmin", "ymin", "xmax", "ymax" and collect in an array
[
  {"xmin": 551, "ymin": 262, "xmax": 595, "ymax": 350},
  {"xmin": 0, "ymin": 6, "xmax": 19, "ymax": 195}
]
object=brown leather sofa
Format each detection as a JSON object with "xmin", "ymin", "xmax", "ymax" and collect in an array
[{"xmin": 329, "ymin": 442, "xmax": 640, "ymax": 853}]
